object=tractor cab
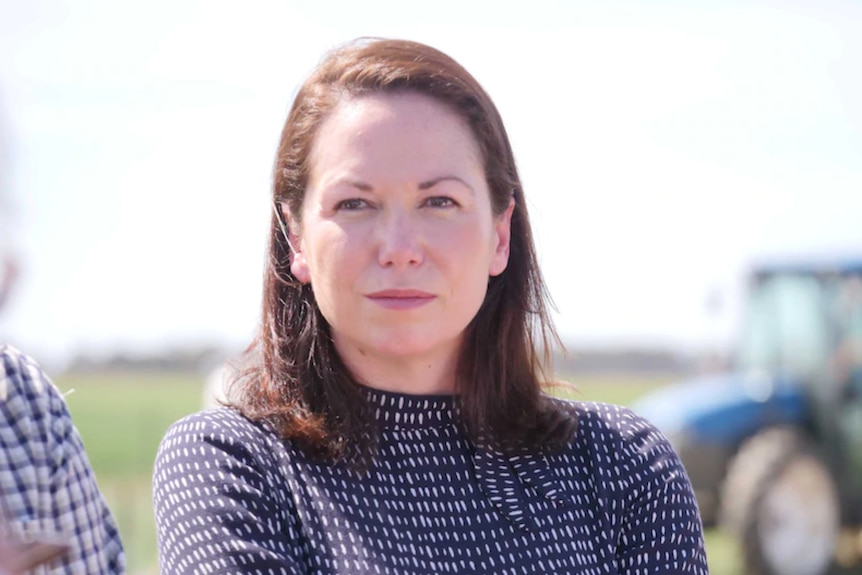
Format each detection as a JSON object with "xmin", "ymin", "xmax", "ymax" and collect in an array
[{"xmin": 740, "ymin": 260, "xmax": 862, "ymax": 459}]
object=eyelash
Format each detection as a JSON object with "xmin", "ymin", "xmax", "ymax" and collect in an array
[
  {"xmin": 335, "ymin": 198, "xmax": 370, "ymax": 211},
  {"xmin": 423, "ymin": 196, "xmax": 458, "ymax": 208},
  {"xmin": 334, "ymin": 196, "xmax": 459, "ymax": 211}
]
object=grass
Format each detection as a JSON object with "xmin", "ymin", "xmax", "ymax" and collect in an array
[
  {"xmin": 58, "ymin": 371, "xmax": 204, "ymax": 574},
  {"xmin": 59, "ymin": 372, "xmax": 202, "ymax": 476},
  {"xmin": 56, "ymin": 370, "xmax": 741, "ymax": 574}
]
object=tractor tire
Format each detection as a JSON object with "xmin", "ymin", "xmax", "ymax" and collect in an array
[
  {"xmin": 719, "ymin": 426, "xmax": 805, "ymax": 536},
  {"xmin": 740, "ymin": 444, "xmax": 840, "ymax": 575}
]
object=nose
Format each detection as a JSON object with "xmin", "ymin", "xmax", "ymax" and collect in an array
[{"xmin": 376, "ymin": 207, "xmax": 424, "ymax": 268}]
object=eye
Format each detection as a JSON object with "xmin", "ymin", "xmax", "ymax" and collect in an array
[
  {"xmin": 335, "ymin": 198, "xmax": 370, "ymax": 211},
  {"xmin": 423, "ymin": 196, "xmax": 458, "ymax": 208}
]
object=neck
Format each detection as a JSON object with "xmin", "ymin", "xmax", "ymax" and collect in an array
[{"xmin": 334, "ymin": 341, "xmax": 460, "ymax": 395}]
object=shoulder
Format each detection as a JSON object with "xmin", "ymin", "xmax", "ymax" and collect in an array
[
  {"xmin": 159, "ymin": 407, "xmax": 277, "ymax": 451},
  {"xmin": 153, "ymin": 408, "xmax": 295, "ymax": 533},
  {"xmin": 1, "ymin": 343, "xmax": 63, "ymax": 403},
  {"xmin": 549, "ymin": 397, "xmax": 685, "ymax": 479},
  {"xmin": 545, "ymin": 398, "xmax": 707, "ymax": 569},
  {"xmin": 550, "ymin": 395, "xmax": 659, "ymax": 441},
  {"xmin": 155, "ymin": 407, "xmax": 286, "ymax": 483},
  {"xmin": 0, "ymin": 343, "xmax": 71, "ymax": 434}
]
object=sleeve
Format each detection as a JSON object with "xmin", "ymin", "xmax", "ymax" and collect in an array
[
  {"xmin": 152, "ymin": 409, "xmax": 308, "ymax": 575},
  {"xmin": 613, "ymin": 409, "xmax": 709, "ymax": 574},
  {"xmin": 0, "ymin": 344, "xmax": 125, "ymax": 574}
]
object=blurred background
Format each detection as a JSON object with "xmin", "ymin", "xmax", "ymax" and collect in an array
[{"xmin": 1, "ymin": 0, "xmax": 860, "ymax": 573}]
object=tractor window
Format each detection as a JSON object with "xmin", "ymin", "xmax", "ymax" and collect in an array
[
  {"xmin": 832, "ymin": 275, "xmax": 862, "ymax": 391},
  {"xmin": 737, "ymin": 274, "xmax": 831, "ymax": 379}
]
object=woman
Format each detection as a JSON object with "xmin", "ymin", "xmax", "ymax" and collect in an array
[{"xmin": 154, "ymin": 38, "xmax": 708, "ymax": 574}]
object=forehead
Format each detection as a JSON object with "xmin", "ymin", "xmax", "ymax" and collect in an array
[
  {"xmin": 325, "ymin": 90, "xmax": 468, "ymax": 131},
  {"xmin": 308, "ymin": 91, "xmax": 483, "ymax": 176}
]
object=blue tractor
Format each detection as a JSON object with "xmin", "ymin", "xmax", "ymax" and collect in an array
[{"xmin": 633, "ymin": 255, "xmax": 862, "ymax": 575}]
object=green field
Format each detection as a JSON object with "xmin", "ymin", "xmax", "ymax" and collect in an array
[{"xmin": 57, "ymin": 371, "xmax": 741, "ymax": 574}]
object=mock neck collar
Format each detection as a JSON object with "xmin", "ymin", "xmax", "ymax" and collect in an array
[
  {"xmin": 360, "ymin": 385, "xmax": 458, "ymax": 431},
  {"xmin": 357, "ymin": 384, "xmax": 567, "ymax": 532}
]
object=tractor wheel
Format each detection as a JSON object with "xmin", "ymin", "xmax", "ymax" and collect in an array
[
  {"xmin": 719, "ymin": 426, "xmax": 804, "ymax": 536},
  {"xmin": 740, "ymin": 445, "xmax": 840, "ymax": 575}
]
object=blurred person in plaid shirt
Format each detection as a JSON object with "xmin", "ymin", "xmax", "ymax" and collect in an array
[{"xmin": 0, "ymin": 345, "xmax": 126, "ymax": 574}]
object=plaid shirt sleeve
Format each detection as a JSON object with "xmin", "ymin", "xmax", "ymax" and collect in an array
[{"xmin": 0, "ymin": 344, "xmax": 125, "ymax": 574}]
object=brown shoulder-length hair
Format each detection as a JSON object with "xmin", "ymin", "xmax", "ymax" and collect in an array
[{"xmin": 232, "ymin": 38, "xmax": 576, "ymax": 461}]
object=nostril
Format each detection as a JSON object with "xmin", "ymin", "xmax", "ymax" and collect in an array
[{"xmin": 377, "ymin": 233, "xmax": 424, "ymax": 268}]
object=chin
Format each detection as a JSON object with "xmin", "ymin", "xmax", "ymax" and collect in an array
[{"xmin": 370, "ymin": 332, "xmax": 460, "ymax": 359}]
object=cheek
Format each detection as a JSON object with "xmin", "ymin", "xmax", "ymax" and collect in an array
[
  {"xmin": 304, "ymin": 231, "xmax": 357, "ymax": 289},
  {"xmin": 434, "ymin": 221, "xmax": 496, "ymax": 268}
]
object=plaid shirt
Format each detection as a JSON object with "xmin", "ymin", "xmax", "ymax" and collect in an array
[{"xmin": 0, "ymin": 344, "xmax": 125, "ymax": 573}]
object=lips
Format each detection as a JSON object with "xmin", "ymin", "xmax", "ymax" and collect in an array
[{"xmin": 366, "ymin": 289, "xmax": 436, "ymax": 310}]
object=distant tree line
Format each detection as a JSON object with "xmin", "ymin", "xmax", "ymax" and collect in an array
[
  {"xmin": 553, "ymin": 346, "xmax": 699, "ymax": 377},
  {"xmin": 62, "ymin": 343, "xmax": 716, "ymax": 377},
  {"xmin": 64, "ymin": 344, "xmax": 230, "ymax": 375}
]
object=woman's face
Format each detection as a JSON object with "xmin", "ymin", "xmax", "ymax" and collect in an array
[{"xmin": 287, "ymin": 91, "xmax": 513, "ymax": 374}]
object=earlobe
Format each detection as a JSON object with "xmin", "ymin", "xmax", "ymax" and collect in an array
[
  {"xmin": 290, "ymin": 253, "xmax": 311, "ymax": 284},
  {"xmin": 282, "ymin": 206, "xmax": 311, "ymax": 284},
  {"xmin": 489, "ymin": 199, "xmax": 515, "ymax": 277}
]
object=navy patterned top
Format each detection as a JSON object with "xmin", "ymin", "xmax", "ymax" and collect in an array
[{"xmin": 153, "ymin": 388, "xmax": 708, "ymax": 574}]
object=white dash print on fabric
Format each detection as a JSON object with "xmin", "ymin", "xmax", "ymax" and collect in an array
[{"xmin": 153, "ymin": 389, "xmax": 709, "ymax": 574}]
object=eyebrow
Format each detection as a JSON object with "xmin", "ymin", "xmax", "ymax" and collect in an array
[
  {"xmin": 418, "ymin": 176, "xmax": 474, "ymax": 193},
  {"xmin": 330, "ymin": 175, "xmax": 475, "ymax": 194},
  {"xmin": 334, "ymin": 179, "xmax": 373, "ymax": 191}
]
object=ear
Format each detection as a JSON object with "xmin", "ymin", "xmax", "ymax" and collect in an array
[
  {"xmin": 282, "ymin": 206, "xmax": 311, "ymax": 284},
  {"xmin": 489, "ymin": 198, "xmax": 515, "ymax": 277}
]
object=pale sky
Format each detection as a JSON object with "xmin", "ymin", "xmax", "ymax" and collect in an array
[{"xmin": 1, "ymin": 0, "xmax": 860, "ymax": 368}]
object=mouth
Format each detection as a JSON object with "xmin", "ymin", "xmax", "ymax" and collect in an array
[{"xmin": 365, "ymin": 289, "xmax": 436, "ymax": 310}]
